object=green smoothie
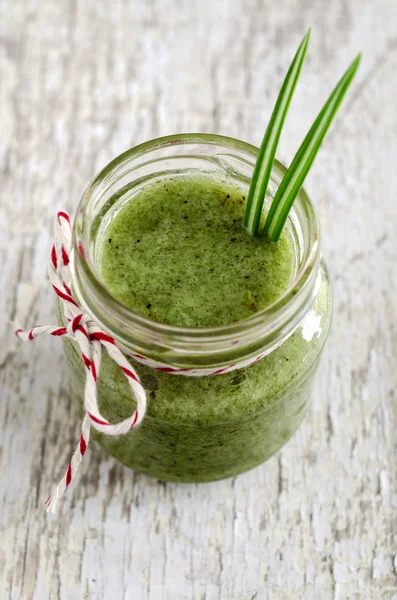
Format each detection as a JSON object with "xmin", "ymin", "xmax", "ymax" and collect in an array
[
  {"xmin": 100, "ymin": 176, "xmax": 295, "ymax": 327},
  {"xmin": 62, "ymin": 172, "xmax": 331, "ymax": 481}
]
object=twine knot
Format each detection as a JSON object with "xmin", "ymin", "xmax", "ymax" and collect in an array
[{"xmin": 16, "ymin": 212, "xmax": 146, "ymax": 513}]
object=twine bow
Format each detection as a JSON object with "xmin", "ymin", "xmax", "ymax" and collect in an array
[{"xmin": 16, "ymin": 212, "xmax": 146, "ymax": 512}]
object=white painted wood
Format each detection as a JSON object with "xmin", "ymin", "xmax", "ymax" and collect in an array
[{"xmin": 1, "ymin": 1, "xmax": 397, "ymax": 598}]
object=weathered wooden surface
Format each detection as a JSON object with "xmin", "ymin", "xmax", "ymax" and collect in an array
[{"xmin": 1, "ymin": 1, "xmax": 397, "ymax": 598}]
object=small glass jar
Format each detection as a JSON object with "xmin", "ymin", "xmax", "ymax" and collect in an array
[{"xmin": 59, "ymin": 134, "xmax": 332, "ymax": 482}]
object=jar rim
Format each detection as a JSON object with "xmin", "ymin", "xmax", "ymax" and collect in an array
[{"xmin": 73, "ymin": 133, "xmax": 321, "ymax": 366}]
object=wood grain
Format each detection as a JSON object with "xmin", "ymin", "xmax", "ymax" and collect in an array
[{"xmin": 1, "ymin": 1, "xmax": 397, "ymax": 598}]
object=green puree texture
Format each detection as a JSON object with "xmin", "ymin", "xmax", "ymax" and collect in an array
[
  {"xmin": 100, "ymin": 176, "xmax": 294, "ymax": 327},
  {"xmin": 62, "ymin": 175, "xmax": 331, "ymax": 482}
]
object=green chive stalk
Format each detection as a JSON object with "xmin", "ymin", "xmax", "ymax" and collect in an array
[
  {"xmin": 244, "ymin": 30, "xmax": 311, "ymax": 236},
  {"xmin": 244, "ymin": 33, "xmax": 361, "ymax": 241}
]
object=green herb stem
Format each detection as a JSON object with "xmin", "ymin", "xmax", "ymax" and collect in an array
[
  {"xmin": 264, "ymin": 54, "xmax": 361, "ymax": 241},
  {"xmin": 244, "ymin": 30, "xmax": 311, "ymax": 236}
]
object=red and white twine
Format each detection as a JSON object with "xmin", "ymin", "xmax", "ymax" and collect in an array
[
  {"xmin": 16, "ymin": 211, "xmax": 280, "ymax": 512},
  {"xmin": 16, "ymin": 212, "xmax": 146, "ymax": 512}
]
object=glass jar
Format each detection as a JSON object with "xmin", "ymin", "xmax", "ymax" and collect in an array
[{"xmin": 59, "ymin": 134, "xmax": 332, "ymax": 482}]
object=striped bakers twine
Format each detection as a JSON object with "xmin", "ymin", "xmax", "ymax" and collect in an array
[
  {"xmin": 16, "ymin": 212, "xmax": 146, "ymax": 513},
  {"xmin": 16, "ymin": 211, "xmax": 281, "ymax": 512}
]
